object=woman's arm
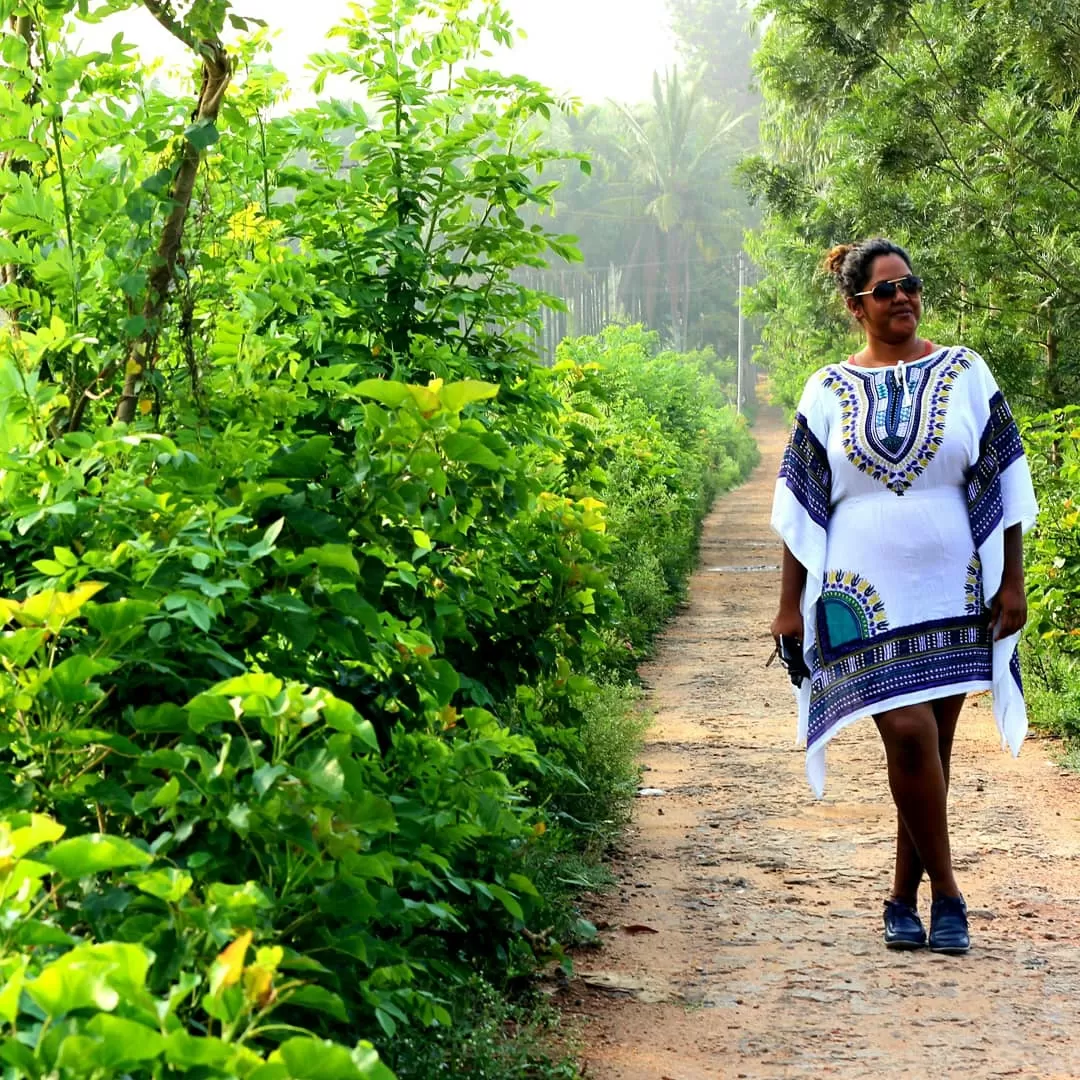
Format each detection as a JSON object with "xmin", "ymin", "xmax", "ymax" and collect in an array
[
  {"xmin": 772, "ymin": 543, "xmax": 808, "ymax": 641},
  {"xmin": 990, "ymin": 523, "xmax": 1027, "ymax": 640}
]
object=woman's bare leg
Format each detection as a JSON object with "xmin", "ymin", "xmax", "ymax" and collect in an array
[
  {"xmin": 874, "ymin": 699, "xmax": 962, "ymax": 901},
  {"xmin": 890, "ymin": 694, "xmax": 965, "ymax": 903}
]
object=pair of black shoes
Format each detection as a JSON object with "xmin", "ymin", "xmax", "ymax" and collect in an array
[{"xmin": 883, "ymin": 895, "xmax": 969, "ymax": 953}]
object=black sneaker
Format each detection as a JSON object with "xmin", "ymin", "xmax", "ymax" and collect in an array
[
  {"xmin": 929, "ymin": 894, "xmax": 970, "ymax": 954},
  {"xmin": 883, "ymin": 899, "xmax": 927, "ymax": 949}
]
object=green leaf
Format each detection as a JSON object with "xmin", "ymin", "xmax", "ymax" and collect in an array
[
  {"xmin": 8, "ymin": 814, "xmax": 64, "ymax": 858},
  {"xmin": 287, "ymin": 985, "xmax": 349, "ymax": 1022},
  {"xmin": 294, "ymin": 543, "xmax": 360, "ymax": 576},
  {"xmin": 249, "ymin": 517, "xmax": 285, "ymax": 559},
  {"xmin": 487, "ymin": 883, "xmax": 524, "ymax": 921},
  {"xmin": 49, "ymin": 655, "xmax": 119, "ymax": 705},
  {"xmin": 132, "ymin": 702, "xmax": 188, "ymax": 733},
  {"xmin": 25, "ymin": 942, "xmax": 151, "ymax": 1016},
  {"xmin": 185, "ymin": 119, "xmax": 219, "ymax": 150},
  {"xmin": 208, "ymin": 672, "xmax": 284, "ymax": 699},
  {"xmin": 185, "ymin": 692, "xmax": 236, "ymax": 733},
  {"xmin": 268, "ymin": 437, "xmax": 333, "ymax": 479},
  {"xmin": 253, "ymin": 763, "xmax": 287, "ymax": 796},
  {"xmin": 0, "ymin": 1036, "xmax": 39, "ymax": 1079},
  {"xmin": 0, "ymin": 959, "xmax": 27, "ymax": 1026},
  {"xmin": 441, "ymin": 379, "xmax": 499, "ymax": 412},
  {"xmin": 61, "ymin": 1015, "xmax": 167, "ymax": 1069},
  {"xmin": 441, "ymin": 432, "xmax": 503, "ymax": 469},
  {"xmin": 126, "ymin": 867, "xmax": 193, "ymax": 903},
  {"xmin": 85, "ymin": 599, "xmax": 158, "ymax": 635},
  {"xmin": 265, "ymin": 1037, "xmax": 392, "ymax": 1080},
  {"xmin": 163, "ymin": 1031, "xmax": 238, "ymax": 1069},
  {"xmin": 355, "ymin": 379, "xmax": 410, "ymax": 406},
  {"xmin": 32, "ymin": 558, "xmax": 67, "ymax": 576},
  {"xmin": 206, "ymin": 880, "xmax": 272, "ymax": 911},
  {"xmin": 0, "ymin": 628, "xmax": 47, "ymax": 665},
  {"xmin": 132, "ymin": 776, "xmax": 180, "ymax": 813},
  {"xmin": 43, "ymin": 834, "xmax": 153, "ymax": 878},
  {"xmin": 322, "ymin": 698, "xmax": 379, "ymax": 750}
]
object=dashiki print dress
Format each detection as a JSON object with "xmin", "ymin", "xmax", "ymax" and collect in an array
[{"xmin": 772, "ymin": 346, "xmax": 1038, "ymax": 797}]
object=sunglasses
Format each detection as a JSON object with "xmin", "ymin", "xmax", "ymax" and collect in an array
[{"xmin": 853, "ymin": 274, "xmax": 923, "ymax": 301}]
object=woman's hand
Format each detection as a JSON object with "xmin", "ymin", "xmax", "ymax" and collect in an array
[
  {"xmin": 990, "ymin": 578, "xmax": 1027, "ymax": 641},
  {"xmin": 771, "ymin": 606, "xmax": 804, "ymax": 644}
]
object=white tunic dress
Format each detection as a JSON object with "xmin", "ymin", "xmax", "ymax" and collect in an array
[{"xmin": 771, "ymin": 346, "xmax": 1038, "ymax": 796}]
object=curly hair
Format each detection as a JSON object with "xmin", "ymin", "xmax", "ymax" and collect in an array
[{"xmin": 823, "ymin": 238, "xmax": 913, "ymax": 299}]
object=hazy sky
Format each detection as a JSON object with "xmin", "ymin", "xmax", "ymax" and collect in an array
[{"xmin": 72, "ymin": 0, "xmax": 679, "ymax": 106}]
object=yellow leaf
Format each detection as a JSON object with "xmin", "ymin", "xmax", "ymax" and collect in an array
[
  {"xmin": 125, "ymin": 359, "xmax": 143, "ymax": 376},
  {"xmin": 407, "ymin": 388, "xmax": 440, "ymax": 416},
  {"xmin": 139, "ymin": 399, "xmax": 152, "ymax": 415},
  {"xmin": 212, "ymin": 930, "xmax": 252, "ymax": 993},
  {"xmin": 243, "ymin": 963, "xmax": 275, "ymax": 1009},
  {"xmin": 16, "ymin": 582, "xmax": 106, "ymax": 631},
  {"xmin": 0, "ymin": 598, "xmax": 20, "ymax": 626},
  {"xmin": 532, "ymin": 822, "xmax": 546, "ymax": 837}
]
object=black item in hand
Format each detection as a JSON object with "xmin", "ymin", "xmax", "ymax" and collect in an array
[{"xmin": 778, "ymin": 635, "xmax": 811, "ymax": 687}]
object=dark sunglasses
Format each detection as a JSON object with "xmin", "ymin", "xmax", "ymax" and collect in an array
[{"xmin": 853, "ymin": 274, "xmax": 923, "ymax": 301}]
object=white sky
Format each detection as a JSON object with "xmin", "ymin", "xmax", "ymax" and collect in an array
[{"xmin": 71, "ymin": 0, "xmax": 678, "ymax": 106}]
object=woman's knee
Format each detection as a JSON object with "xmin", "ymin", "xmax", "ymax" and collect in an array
[{"xmin": 876, "ymin": 706, "xmax": 937, "ymax": 773}]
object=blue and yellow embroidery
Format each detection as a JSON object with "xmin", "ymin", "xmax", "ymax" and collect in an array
[
  {"xmin": 964, "ymin": 553, "xmax": 985, "ymax": 616},
  {"xmin": 822, "ymin": 348, "xmax": 972, "ymax": 495},
  {"xmin": 820, "ymin": 569, "xmax": 889, "ymax": 652}
]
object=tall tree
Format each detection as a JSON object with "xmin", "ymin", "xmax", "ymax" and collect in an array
[
  {"xmin": 668, "ymin": 0, "xmax": 761, "ymax": 132},
  {"xmin": 744, "ymin": 0, "xmax": 1080, "ymax": 410},
  {"xmin": 616, "ymin": 68, "xmax": 743, "ymax": 350}
]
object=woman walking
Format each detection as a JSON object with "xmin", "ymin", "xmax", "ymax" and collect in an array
[{"xmin": 771, "ymin": 238, "xmax": 1037, "ymax": 954}]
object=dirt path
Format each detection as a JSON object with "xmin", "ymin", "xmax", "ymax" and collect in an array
[{"xmin": 567, "ymin": 406, "xmax": 1080, "ymax": 1080}]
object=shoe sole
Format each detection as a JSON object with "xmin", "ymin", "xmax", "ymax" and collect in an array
[
  {"xmin": 929, "ymin": 944, "xmax": 970, "ymax": 955},
  {"xmin": 885, "ymin": 938, "xmax": 926, "ymax": 950}
]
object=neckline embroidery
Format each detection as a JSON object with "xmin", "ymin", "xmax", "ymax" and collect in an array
[
  {"xmin": 822, "ymin": 348, "xmax": 972, "ymax": 494},
  {"xmin": 839, "ymin": 346, "xmax": 948, "ymax": 373}
]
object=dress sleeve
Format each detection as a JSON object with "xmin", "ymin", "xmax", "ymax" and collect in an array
[
  {"xmin": 771, "ymin": 373, "xmax": 832, "ymax": 578},
  {"xmin": 771, "ymin": 374, "xmax": 832, "ymax": 763},
  {"xmin": 965, "ymin": 354, "xmax": 1038, "ymax": 565},
  {"xmin": 963, "ymin": 351, "xmax": 1038, "ymax": 758}
]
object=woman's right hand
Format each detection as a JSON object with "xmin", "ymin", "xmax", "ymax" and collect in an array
[{"xmin": 771, "ymin": 607, "xmax": 804, "ymax": 644}]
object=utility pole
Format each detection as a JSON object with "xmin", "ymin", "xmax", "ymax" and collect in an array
[{"xmin": 736, "ymin": 251, "xmax": 745, "ymax": 415}]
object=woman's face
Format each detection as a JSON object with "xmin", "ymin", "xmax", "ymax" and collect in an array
[{"xmin": 846, "ymin": 253, "xmax": 921, "ymax": 343}]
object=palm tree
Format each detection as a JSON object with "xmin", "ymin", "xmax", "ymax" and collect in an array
[{"xmin": 614, "ymin": 68, "xmax": 744, "ymax": 350}]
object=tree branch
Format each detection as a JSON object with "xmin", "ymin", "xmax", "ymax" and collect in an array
[{"xmin": 112, "ymin": 6, "xmax": 231, "ymax": 425}]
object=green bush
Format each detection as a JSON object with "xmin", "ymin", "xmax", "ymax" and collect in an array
[
  {"xmin": 0, "ymin": 2, "xmax": 759, "ymax": 1075},
  {"xmin": 556, "ymin": 325, "xmax": 759, "ymax": 661},
  {"xmin": 1021, "ymin": 408, "xmax": 1080, "ymax": 743}
]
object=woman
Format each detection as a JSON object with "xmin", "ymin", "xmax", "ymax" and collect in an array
[{"xmin": 771, "ymin": 238, "xmax": 1037, "ymax": 954}]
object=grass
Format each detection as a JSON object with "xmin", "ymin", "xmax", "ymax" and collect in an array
[
  {"xmin": 1023, "ymin": 642, "xmax": 1080, "ymax": 751},
  {"xmin": 384, "ymin": 977, "xmax": 582, "ymax": 1080}
]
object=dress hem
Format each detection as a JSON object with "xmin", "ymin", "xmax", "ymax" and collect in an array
[{"xmin": 802, "ymin": 678, "xmax": 993, "ymax": 798}]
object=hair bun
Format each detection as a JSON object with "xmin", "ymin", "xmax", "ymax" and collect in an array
[{"xmin": 823, "ymin": 243, "xmax": 853, "ymax": 278}]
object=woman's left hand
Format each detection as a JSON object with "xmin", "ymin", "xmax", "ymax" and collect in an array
[{"xmin": 990, "ymin": 578, "xmax": 1027, "ymax": 641}]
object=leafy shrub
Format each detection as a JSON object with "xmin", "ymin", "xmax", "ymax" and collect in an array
[
  {"xmin": 0, "ymin": 1, "xmax": 759, "ymax": 1075},
  {"xmin": 0, "ymin": 812, "xmax": 392, "ymax": 1080},
  {"xmin": 1022, "ymin": 408, "xmax": 1080, "ymax": 743},
  {"xmin": 556, "ymin": 325, "xmax": 759, "ymax": 661}
]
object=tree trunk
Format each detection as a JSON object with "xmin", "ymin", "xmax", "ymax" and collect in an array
[
  {"xmin": 113, "ymin": 16, "xmax": 231, "ymax": 424},
  {"xmin": 0, "ymin": 16, "xmax": 37, "ymax": 320}
]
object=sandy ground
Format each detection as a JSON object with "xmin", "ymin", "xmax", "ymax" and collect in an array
[{"xmin": 564, "ymin": 406, "xmax": 1080, "ymax": 1080}]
